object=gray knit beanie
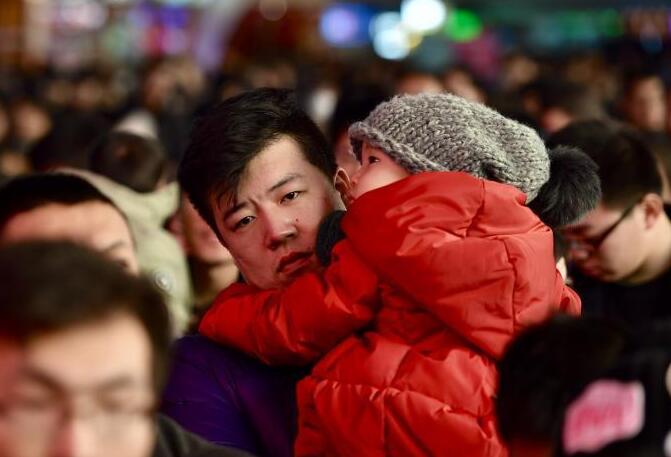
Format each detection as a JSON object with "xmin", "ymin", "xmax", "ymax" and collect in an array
[{"xmin": 349, "ymin": 92, "xmax": 550, "ymax": 202}]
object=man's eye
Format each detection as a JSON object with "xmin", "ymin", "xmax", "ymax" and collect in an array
[
  {"xmin": 368, "ymin": 156, "xmax": 380, "ymax": 164},
  {"xmin": 281, "ymin": 191, "xmax": 301, "ymax": 203},
  {"xmin": 234, "ymin": 216, "xmax": 254, "ymax": 230}
]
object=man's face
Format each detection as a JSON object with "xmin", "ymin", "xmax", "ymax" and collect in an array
[
  {"xmin": 0, "ymin": 314, "xmax": 156, "ymax": 457},
  {"xmin": 562, "ymin": 202, "xmax": 648, "ymax": 282},
  {"xmin": 210, "ymin": 136, "xmax": 341, "ymax": 289},
  {"xmin": 627, "ymin": 77, "xmax": 667, "ymax": 132},
  {"xmin": 0, "ymin": 202, "xmax": 139, "ymax": 274}
]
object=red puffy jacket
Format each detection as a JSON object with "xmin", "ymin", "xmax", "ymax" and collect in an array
[{"xmin": 200, "ymin": 172, "xmax": 581, "ymax": 456}]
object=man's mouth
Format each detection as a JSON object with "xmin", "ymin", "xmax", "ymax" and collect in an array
[{"xmin": 276, "ymin": 251, "xmax": 314, "ymax": 275}]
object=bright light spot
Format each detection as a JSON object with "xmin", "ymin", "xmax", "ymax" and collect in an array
[
  {"xmin": 444, "ymin": 9, "xmax": 482, "ymax": 42},
  {"xmin": 320, "ymin": 4, "xmax": 362, "ymax": 47},
  {"xmin": 400, "ymin": 0, "xmax": 447, "ymax": 33},
  {"xmin": 373, "ymin": 28, "xmax": 410, "ymax": 60},
  {"xmin": 371, "ymin": 12, "xmax": 412, "ymax": 61},
  {"xmin": 370, "ymin": 11, "xmax": 402, "ymax": 39},
  {"xmin": 259, "ymin": 0, "xmax": 287, "ymax": 21},
  {"xmin": 59, "ymin": 0, "xmax": 108, "ymax": 29}
]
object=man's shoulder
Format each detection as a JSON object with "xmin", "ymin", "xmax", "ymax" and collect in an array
[
  {"xmin": 572, "ymin": 266, "xmax": 671, "ymax": 321},
  {"xmin": 153, "ymin": 414, "xmax": 256, "ymax": 457}
]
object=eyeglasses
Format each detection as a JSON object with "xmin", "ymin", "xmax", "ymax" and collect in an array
[
  {"xmin": 565, "ymin": 201, "xmax": 638, "ymax": 254},
  {"xmin": 0, "ymin": 391, "xmax": 156, "ymax": 440}
]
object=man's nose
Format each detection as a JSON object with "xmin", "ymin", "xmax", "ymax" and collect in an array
[
  {"xmin": 262, "ymin": 213, "xmax": 297, "ymax": 250},
  {"xmin": 52, "ymin": 417, "xmax": 97, "ymax": 457},
  {"xmin": 567, "ymin": 245, "xmax": 590, "ymax": 262}
]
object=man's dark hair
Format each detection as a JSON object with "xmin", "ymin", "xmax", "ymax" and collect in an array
[
  {"xmin": 89, "ymin": 131, "xmax": 167, "ymax": 193},
  {"xmin": 496, "ymin": 315, "xmax": 628, "ymax": 448},
  {"xmin": 178, "ymin": 88, "xmax": 336, "ymax": 231},
  {"xmin": 539, "ymin": 79, "xmax": 605, "ymax": 120},
  {"xmin": 29, "ymin": 112, "xmax": 109, "ymax": 171},
  {"xmin": 622, "ymin": 69, "xmax": 665, "ymax": 98},
  {"xmin": 0, "ymin": 240, "xmax": 172, "ymax": 393},
  {"xmin": 0, "ymin": 173, "xmax": 121, "ymax": 232},
  {"xmin": 328, "ymin": 83, "xmax": 390, "ymax": 144},
  {"xmin": 547, "ymin": 120, "xmax": 662, "ymax": 209}
]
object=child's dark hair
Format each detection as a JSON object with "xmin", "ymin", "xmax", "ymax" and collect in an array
[{"xmin": 529, "ymin": 146, "xmax": 601, "ymax": 228}]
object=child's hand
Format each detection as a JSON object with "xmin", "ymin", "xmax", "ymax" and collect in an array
[
  {"xmin": 334, "ymin": 168, "xmax": 355, "ymax": 209},
  {"xmin": 316, "ymin": 211, "xmax": 346, "ymax": 266}
]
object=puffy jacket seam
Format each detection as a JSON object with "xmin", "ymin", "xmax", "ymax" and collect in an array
[
  {"xmin": 306, "ymin": 375, "xmax": 486, "ymax": 419},
  {"xmin": 500, "ymin": 238, "xmax": 517, "ymax": 338},
  {"xmin": 464, "ymin": 180, "xmax": 486, "ymax": 238}
]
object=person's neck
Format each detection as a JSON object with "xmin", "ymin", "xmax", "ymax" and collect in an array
[
  {"xmin": 191, "ymin": 259, "xmax": 239, "ymax": 307},
  {"xmin": 623, "ymin": 217, "xmax": 671, "ymax": 285}
]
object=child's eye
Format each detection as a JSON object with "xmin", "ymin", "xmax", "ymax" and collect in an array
[
  {"xmin": 281, "ymin": 191, "xmax": 301, "ymax": 203},
  {"xmin": 234, "ymin": 216, "xmax": 254, "ymax": 230},
  {"xmin": 368, "ymin": 156, "xmax": 380, "ymax": 164}
]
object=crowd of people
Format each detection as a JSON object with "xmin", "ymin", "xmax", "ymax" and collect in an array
[{"xmin": 1, "ymin": 41, "xmax": 671, "ymax": 457}]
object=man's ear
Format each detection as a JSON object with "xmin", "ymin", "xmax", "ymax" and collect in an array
[
  {"xmin": 333, "ymin": 168, "xmax": 353, "ymax": 208},
  {"xmin": 641, "ymin": 192, "xmax": 665, "ymax": 229}
]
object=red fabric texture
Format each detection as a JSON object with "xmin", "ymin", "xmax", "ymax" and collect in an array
[{"xmin": 200, "ymin": 172, "xmax": 581, "ymax": 456}]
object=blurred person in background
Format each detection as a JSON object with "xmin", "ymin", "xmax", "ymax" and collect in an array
[
  {"xmin": 9, "ymin": 96, "xmax": 52, "ymax": 155},
  {"xmin": 28, "ymin": 113, "xmax": 110, "ymax": 172},
  {"xmin": 70, "ymin": 130, "xmax": 192, "ymax": 334},
  {"xmin": 499, "ymin": 52, "xmax": 540, "ymax": 94},
  {"xmin": 536, "ymin": 79, "xmax": 607, "ymax": 135},
  {"xmin": 89, "ymin": 131, "xmax": 168, "ymax": 193},
  {"xmin": 551, "ymin": 120, "xmax": 671, "ymax": 327},
  {"xmin": 0, "ymin": 173, "xmax": 283, "ymax": 455},
  {"xmin": 0, "ymin": 240, "xmax": 253, "ymax": 457},
  {"xmin": 496, "ymin": 315, "xmax": 629, "ymax": 457},
  {"xmin": 64, "ymin": 168, "xmax": 192, "ymax": 335},
  {"xmin": 169, "ymin": 192, "xmax": 239, "ymax": 328},
  {"xmin": 645, "ymin": 134, "xmax": 671, "ymax": 203},
  {"xmin": 394, "ymin": 70, "xmax": 444, "ymax": 95},
  {"xmin": 0, "ymin": 173, "xmax": 139, "ymax": 274},
  {"xmin": 118, "ymin": 58, "xmax": 204, "ymax": 163},
  {"xmin": 620, "ymin": 70, "xmax": 668, "ymax": 134},
  {"xmin": 556, "ymin": 326, "xmax": 671, "ymax": 457},
  {"xmin": 442, "ymin": 65, "xmax": 487, "ymax": 104},
  {"xmin": 328, "ymin": 82, "xmax": 391, "ymax": 178},
  {"xmin": 0, "ymin": 95, "xmax": 29, "ymax": 181}
]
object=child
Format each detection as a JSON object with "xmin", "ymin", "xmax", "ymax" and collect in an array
[{"xmin": 199, "ymin": 93, "xmax": 600, "ymax": 456}]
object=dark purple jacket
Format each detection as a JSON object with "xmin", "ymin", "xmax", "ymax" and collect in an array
[{"xmin": 161, "ymin": 335, "xmax": 299, "ymax": 457}]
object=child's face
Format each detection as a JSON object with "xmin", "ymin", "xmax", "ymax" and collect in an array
[{"xmin": 349, "ymin": 142, "xmax": 410, "ymax": 200}]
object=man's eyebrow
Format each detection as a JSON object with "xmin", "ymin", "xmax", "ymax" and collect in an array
[
  {"xmin": 222, "ymin": 201, "xmax": 247, "ymax": 222},
  {"xmin": 220, "ymin": 173, "xmax": 305, "ymax": 222},
  {"xmin": 562, "ymin": 225, "xmax": 588, "ymax": 235},
  {"xmin": 268, "ymin": 174, "xmax": 303, "ymax": 193},
  {"xmin": 21, "ymin": 366, "xmax": 139, "ymax": 392}
]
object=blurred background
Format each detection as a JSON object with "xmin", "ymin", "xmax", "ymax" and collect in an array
[{"xmin": 0, "ymin": 0, "xmax": 670, "ymax": 176}]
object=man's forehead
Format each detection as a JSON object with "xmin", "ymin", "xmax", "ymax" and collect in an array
[{"xmin": 563, "ymin": 205, "xmax": 618, "ymax": 235}]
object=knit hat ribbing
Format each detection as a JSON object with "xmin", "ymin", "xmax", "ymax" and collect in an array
[{"xmin": 348, "ymin": 93, "xmax": 550, "ymax": 201}]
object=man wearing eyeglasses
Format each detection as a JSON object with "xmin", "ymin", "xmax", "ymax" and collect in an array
[
  {"xmin": 0, "ymin": 241, "xmax": 252, "ymax": 457},
  {"xmin": 550, "ymin": 120, "xmax": 671, "ymax": 326}
]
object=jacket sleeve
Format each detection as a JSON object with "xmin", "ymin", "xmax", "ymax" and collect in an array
[
  {"xmin": 342, "ymin": 173, "xmax": 579, "ymax": 359},
  {"xmin": 199, "ymin": 241, "xmax": 380, "ymax": 366}
]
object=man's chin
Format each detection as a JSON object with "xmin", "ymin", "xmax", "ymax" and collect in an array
[
  {"xmin": 580, "ymin": 267, "xmax": 619, "ymax": 283},
  {"xmin": 278, "ymin": 256, "xmax": 319, "ymax": 285}
]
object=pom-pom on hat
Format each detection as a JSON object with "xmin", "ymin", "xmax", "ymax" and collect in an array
[{"xmin": 349, "ymin": 92, "xmax": 550, "ymax": 202}]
